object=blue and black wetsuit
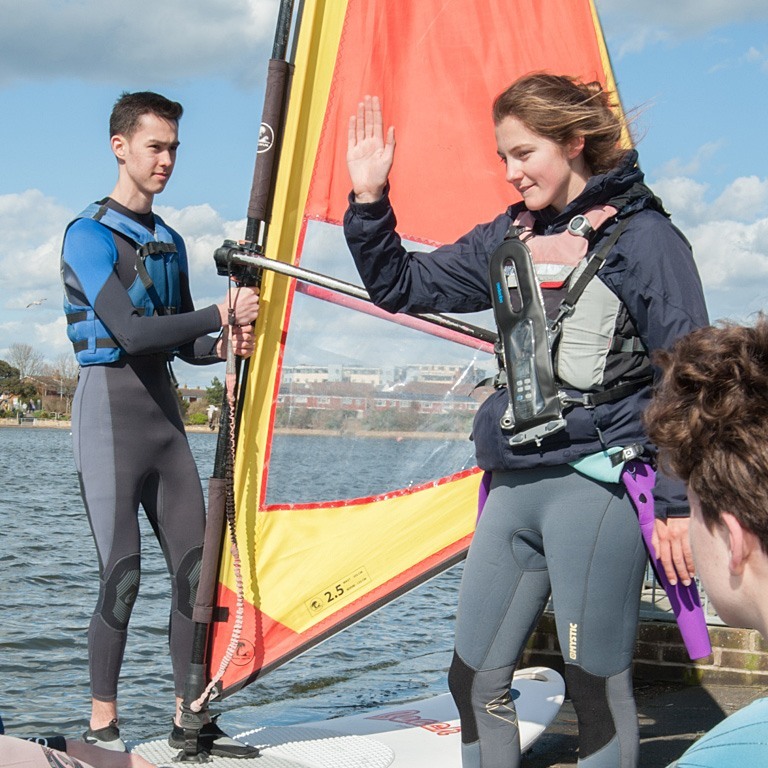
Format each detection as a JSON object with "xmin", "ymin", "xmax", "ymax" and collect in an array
[
  {"xmin": 344, "ymin": 152, "xmax": 709, "ymax": 767},
  {"xmin": 61, "ymin": 197, "xmax": 223, "ymax": 703}
]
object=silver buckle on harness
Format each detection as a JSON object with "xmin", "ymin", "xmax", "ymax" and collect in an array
[
  {"xmin": 507, "ymin": 417, "xmax": 567, "ymax": 448},
  {"xmin": 610, "ymin": 443, "xmax": 645, "ymax": 467}
]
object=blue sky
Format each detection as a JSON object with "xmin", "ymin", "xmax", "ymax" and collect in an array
[{"xmin": 1, "ymin": 0, "xmax": 767, "ymax": 388}]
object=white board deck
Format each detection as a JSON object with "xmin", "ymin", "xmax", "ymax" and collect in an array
[{"xmin": 132, "ymin": 666, "xmax": 563, "ymax": 768}]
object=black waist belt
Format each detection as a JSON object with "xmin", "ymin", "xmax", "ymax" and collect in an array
[
  {"xmin": 66, "ymin": 308, "xmax": 149, "ymax": 324},
  {"xmin": 66, "ymin": 306, "xmax": 176, "ymax": 325},
  {"xmin": 560, "ymin": 377, "xmax": 652, "ymax": 408},
  {"xmin": 490, "ymin": 373, "xmax": 651, "ymax": 407},
  {"xmin": 72, "ymin": 337, "xmax": 118, "ymax": 352}
]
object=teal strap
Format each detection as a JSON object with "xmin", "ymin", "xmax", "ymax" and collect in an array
[{"xmin": 569, "ymin": 446, "xmax": 625, "ymax": 484}]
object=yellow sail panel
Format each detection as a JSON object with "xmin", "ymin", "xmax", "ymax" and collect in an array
[
  {"xmin": 207, "ymin": 0, "xmax": 366, "ymax": 693},
  {"xmin": 589, "ymin": 0, "xmax": 632, "ymax": 148},
  {"xmin": 209, "ymin": 0, "xmax": 622, "ymax": 697},
  {"xmin": 250, "ymin": 470, "xmax": 479, "ymax": 632}
]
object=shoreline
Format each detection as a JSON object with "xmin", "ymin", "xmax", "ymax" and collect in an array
[{"xmin": 0, "ymin": 419, "xmax": 470, "ymax": 441}]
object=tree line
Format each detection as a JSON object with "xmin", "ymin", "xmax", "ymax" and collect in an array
[
  {"xmin": 0, "ymin": 343, "xmax": 78, "ymax": 416},
  {"xmin": 0, "ymin": 342, "xmax": 224, "ymax": 423}
]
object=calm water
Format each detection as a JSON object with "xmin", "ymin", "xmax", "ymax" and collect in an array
[{"xmin": 0, "ymin": 427, "xmax": 465, "ymax": 742}]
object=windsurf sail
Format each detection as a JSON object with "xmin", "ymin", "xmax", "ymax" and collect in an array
[{"xmin": 206, "ymin": 0, "xmax": 622, "ymax": 698}]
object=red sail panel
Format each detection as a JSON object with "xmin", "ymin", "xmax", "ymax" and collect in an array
[{"xmin": 307, "ymin": 0, "xmax": 609, "ymax": 245}]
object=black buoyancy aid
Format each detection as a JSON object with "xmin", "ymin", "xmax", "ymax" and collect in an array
[{"xmin": 489, "ymin": 203, "xmax": 652, "ymax": 445}]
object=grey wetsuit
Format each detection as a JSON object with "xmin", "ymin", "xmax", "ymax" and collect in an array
[
  {"xmin": 62, "ymin": 198, "xmax": 222, "ymax": 701},
  {"xmin": 448, "ymin": 466, "xmax": 647, "ymax": 768}
]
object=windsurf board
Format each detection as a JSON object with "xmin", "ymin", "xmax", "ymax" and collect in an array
[{"xmin": 132, "ymin": 666, "xmax": 564, "ymax": 767}]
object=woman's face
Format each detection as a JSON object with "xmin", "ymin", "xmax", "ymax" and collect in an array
[{"xmin": 495, "ymin": 116, "xmax": 590, "ymax": 213}]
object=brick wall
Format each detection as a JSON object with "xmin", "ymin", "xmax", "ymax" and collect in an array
[{"xmin": 522, "ymin": 614, "xmax": 768, "ymax": 686}]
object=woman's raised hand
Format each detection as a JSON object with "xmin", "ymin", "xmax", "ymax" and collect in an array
[{"xmin": 346, "ymin": 95, "xmax": 395, "ymax": 204}]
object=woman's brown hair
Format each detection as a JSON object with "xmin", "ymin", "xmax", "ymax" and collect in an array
[{"xmin": 492, "ymin": 73, "xmax": 629, "ymax": 175}]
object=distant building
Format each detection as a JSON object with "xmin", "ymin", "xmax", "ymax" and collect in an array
[
  {"xmin": 277, "ymin": 381, "xmax": 373, "ymax": 417},
  {"xmin": 277, "ymin": 378, "xmax": 480, "ymax": 416},
  {"xmin": 282, "ymin": 362, "xmax": 490, "ymax": 388},
  {"xmin": 371, "ymin": 390, "xmax": 479, "ymax": 415},
  {"xmin": 342, "ymin": 366, "xmax": 382, "ymax": 385},
  {"xmin": 394, "ymin": 364, "xmax": 462, "ymax": 385},
  {"xmin": 282, "ymin": 365, "xmax": 343, "ymax": 384},
  {"xmin": 22, "ymin": 375, "xmax": 64, "ymax": 400},
  {"xmin": 180, "ymin": 387, "xmax": 206, "ymax": 404}
]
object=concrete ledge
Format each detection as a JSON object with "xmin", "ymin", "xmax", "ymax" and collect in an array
[{"xmin": 522, "ymin": 613, "xmax": 768, "ymax": 686}]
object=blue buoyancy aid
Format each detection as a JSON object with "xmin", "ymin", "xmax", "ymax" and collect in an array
[{"xmin": 63, "ymin": 202, "xmax": 183, "ymax": 365}]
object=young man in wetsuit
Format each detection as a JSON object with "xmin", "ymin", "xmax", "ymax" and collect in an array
[
  {"xmin": 646, "ymin": 317, "xmax": 768, "ymax": 766},
  {"xmin": 60, "ymin": 92, "xmax": 259, "ymax": 757}
]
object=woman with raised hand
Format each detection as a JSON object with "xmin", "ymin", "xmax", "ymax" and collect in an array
[{"xmin": 344, "ymin": 76, "xmax": 708, "ymax": 767}]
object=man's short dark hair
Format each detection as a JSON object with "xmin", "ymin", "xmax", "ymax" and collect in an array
[{"xmin": 109, "ymin": 91, "xmax": 183, "ymax": 139}]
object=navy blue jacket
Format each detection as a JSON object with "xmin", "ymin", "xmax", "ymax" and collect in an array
[{"xmin": 343, "ymin": 151, "xmax": 709, "ymax": 517}]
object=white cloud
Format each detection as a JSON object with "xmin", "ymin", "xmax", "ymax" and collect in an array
[
  {"xmin": 29, "ymin": 316, "xmax": 70, "ymax": 353},
  {"xmin": 711, "ymin": 176, "xmax": 768, "ymax": 221},
  {"xmin": 0, "ymin": 0, "xmax": 279, "ymax": 87},
  {"xmin": 596, "ymin": 0, "xmax": 768, "ymax": 33},
  {"xmin": 0, "ymin": 191, "xmax": 77, "ymax": 361},
  {"xmin": 651, "ymin": 176, "xmax": 712, "ymax": 223},
  {"xmin": 655, "ymin": 142, "xmax": 722, "ymax": 179},
  {"xmin": 155, "ymin": 203, "xmax": 245, "ymax": 310},
  {"xmin": 707, "ymin": 44, "xmax": 768, "ymax": 75},
  {"xmin": 0, "ymin": 320, "xmax": 22, "ymax": 336},
  {"xmin": 685, "ymin": 219, "xmax": 768, "ymax": 287},
  {"xmin": 649, "ymin": 163, "xmax": 768, "ymax": 319},
  {"xmin": 0, "ymin": 190, "xmax": 71, "ymax": 312},
  {"xmin": 595, "ymin": 0, "xmax": 768, "ymax": 54},
  {"xmin": 744, "ymin": 46, "xmax": 768, "ymax": 73},
  {"xmin": 156, "ymin": 203, "xmax": 244, "ymax": 272},
  {"xmin": 0, "ymin": 189, "xmax": 71, "ymax": 247}
]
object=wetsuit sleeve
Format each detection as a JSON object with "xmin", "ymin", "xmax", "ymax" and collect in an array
[
  {"xmin": 609, "ymin": 212, "xmax": 709, "ymax": 518},
  {"xmin": 343, "ymin": 187, "xmax": 500, "ymax": 314},
  {"xmin": 175, "ymin": 247, "xmax": 225, "ymax": 364},
  {"xmin": 62, "ymin": 218, "xmax": 222, "ymax": 356}
]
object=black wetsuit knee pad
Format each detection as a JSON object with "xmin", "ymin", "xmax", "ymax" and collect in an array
[
  {"xmin": 564, "ymin": 663, "xmax": 616, "ymax": 758},
  {"xmin": 448, "ymin": 650, "xmax": 479, "ymax": 743},
  {"xmin": 175, "ymin": 545, "xmax": 203, "ymax": 620},
  {"xmin": 98, "ymin": 554, "xmax": 140, "ymax": 631}
]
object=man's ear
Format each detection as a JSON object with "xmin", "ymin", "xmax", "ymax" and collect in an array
[
  {"xmin": 111, "ymin": 134, "xmax": 126, "ymax": 160},
  {"xmin": 722, "ymin": 512, "xmax": 756, "ymax": 574}
]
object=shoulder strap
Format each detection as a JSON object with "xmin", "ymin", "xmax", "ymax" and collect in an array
[
  {"xmin": 86, "ymin": 203, "xmax": 178, "ymax": 316},
  {"xmin": 550, "ymin": 215, "xmax": 634, "ymax": 334}
]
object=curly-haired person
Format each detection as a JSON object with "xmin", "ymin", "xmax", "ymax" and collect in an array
[{"xmin": 646, "ymin": 315, "xmax": 768, "ymax": 767}]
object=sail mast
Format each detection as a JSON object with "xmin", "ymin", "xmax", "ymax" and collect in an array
[{"xmin": 174, "ymin": 2, "xmax": 298, "ymax": 759}]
